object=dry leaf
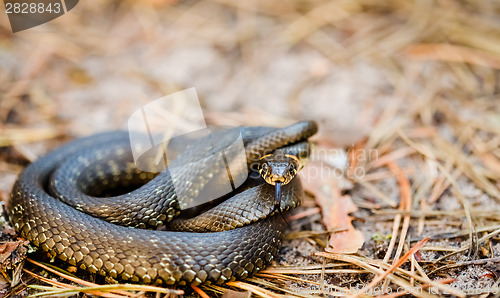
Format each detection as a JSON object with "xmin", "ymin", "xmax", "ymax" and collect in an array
[
  {"xmin": 0, "ymin": 240, "xmax": 28, "ymax": 272},
  {"xmin": 301, "ymin": 161, "xmax": 364, "ymax": 254}
]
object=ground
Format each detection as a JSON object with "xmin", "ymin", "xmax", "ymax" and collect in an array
[{"xmin": 1, "ymin": 0, "xmax": 500, "ymax": 297}]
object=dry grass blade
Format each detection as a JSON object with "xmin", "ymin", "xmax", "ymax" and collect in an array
[
  {"xmin": 191, "ymin": 285, "xmax": 211, "ymax": 298},
  {"xmin": 259, "ymin": 268, "xmax": 366, "ymax": 275},
  {"xmin": 246, "ymin": 277, "xmax": 317, "ymax": 297},
  {"xmin": 0, "ymin": 128, "xmax": 61, "ymax": 147},
  {"xmin": 368, "ymin": 147, "xmax": 416, "ymax": 170},
  {"xmin": 349, "ymin": 237, "xmax": 430, "ymax": 297},
  {"xmin": 281, "ymin": 1, "xmax": 355, "ymax": 45},
  {"xmin": 28, "ymin": 283, "xmax": 181, "ymax": 298},
  {"xmin": 365, "ymin": 258, "xmax": 466, "ymax": 297},
  {"xmin": 26, "ymin": 259, "xmax": 183, "ymax": 297},
  {"xmin": 27, "ymin": 285, "xmax": 131, "ymax": 298},
  {"xmin": 405, "ymin": 44, "xmax": 500, "ymax": 69},
  {"xmin": 256, "ymin": 271, "xmax": 352, "ymax": 295},
  {"xmin": 251, "ymin": 274, "xmax": 320, "ymax": 298},
  {"xmin": 429, "ymin": 256, "xmax": 500, "ymax": 275},
  {"xmin": 225, "ymin": 281, "xmax": 281, "ymax": 298},
  {"xmin": 314, "ymin": 252, "xmax": 435, "ymax": 298},
  {"xmin": 262, "ymin": 263, "xmax": 348, "ymax": 272},
  {"xmin": 23, "ymin": 269, "xmax": 128, "ymax": 298},
  {"xmin": 387, "ymin": 161, "xmax": 412, "ymax": 262},
  {"xmin": 373, "ymin": 209, "xmax": 500, "ymax": 220},
  {"xmin": 432, "ymin": 227, "xmax": 500, "ymax": 264}
]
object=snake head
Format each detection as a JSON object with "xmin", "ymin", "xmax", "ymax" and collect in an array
[
  {"xmin": 259, "ymin": 154, "xmax": 300, "ymax": 186},
  {"xmin": 259, "ymin": 153, "xmax": 301, "ymax": 222}
]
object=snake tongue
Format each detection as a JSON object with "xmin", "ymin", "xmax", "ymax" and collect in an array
[
  {"xmin": 275, "ymin": 182, "xmax": 282, "ymax": 207},
  {"xmin": 274, "ymin": 182, "xmax": 289, "ymax": 226}
]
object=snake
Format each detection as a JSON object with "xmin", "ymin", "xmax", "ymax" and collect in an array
[{"xmin": 8, "ymin": 121, "xmax": 318, "ymax": 286}]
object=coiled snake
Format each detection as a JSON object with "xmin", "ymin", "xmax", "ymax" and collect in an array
[{"xmin": 8, "ymin": 121, "xmax": 317, "ymax": 286}]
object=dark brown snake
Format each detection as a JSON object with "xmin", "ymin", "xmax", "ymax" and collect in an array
[{"xmin": 8, "ymin": 121, "xmax": 317, "ymax": 286}]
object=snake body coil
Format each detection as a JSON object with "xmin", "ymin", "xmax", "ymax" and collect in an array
[{"xmin": 8, "ymin": 121, "xmax": 317, "ymax": 286}]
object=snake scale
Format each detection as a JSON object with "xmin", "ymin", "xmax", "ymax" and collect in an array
[{"xmin": 8, "ymin": 121, "xmax": 318, "ymax": 286}]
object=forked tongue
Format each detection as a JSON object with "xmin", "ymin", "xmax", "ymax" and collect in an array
[{"xmin": 274, "ymin": 182, "xmax": 289, "ymax": 227}]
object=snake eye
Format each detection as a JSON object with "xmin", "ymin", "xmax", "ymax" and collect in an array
[
  {"xmin": 260, "ymin": 163, "xmax": 268, "ymax": 174},
  {"xmin": 288, "ymin": 165, "xmax": 296, "ymax": 176}
]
